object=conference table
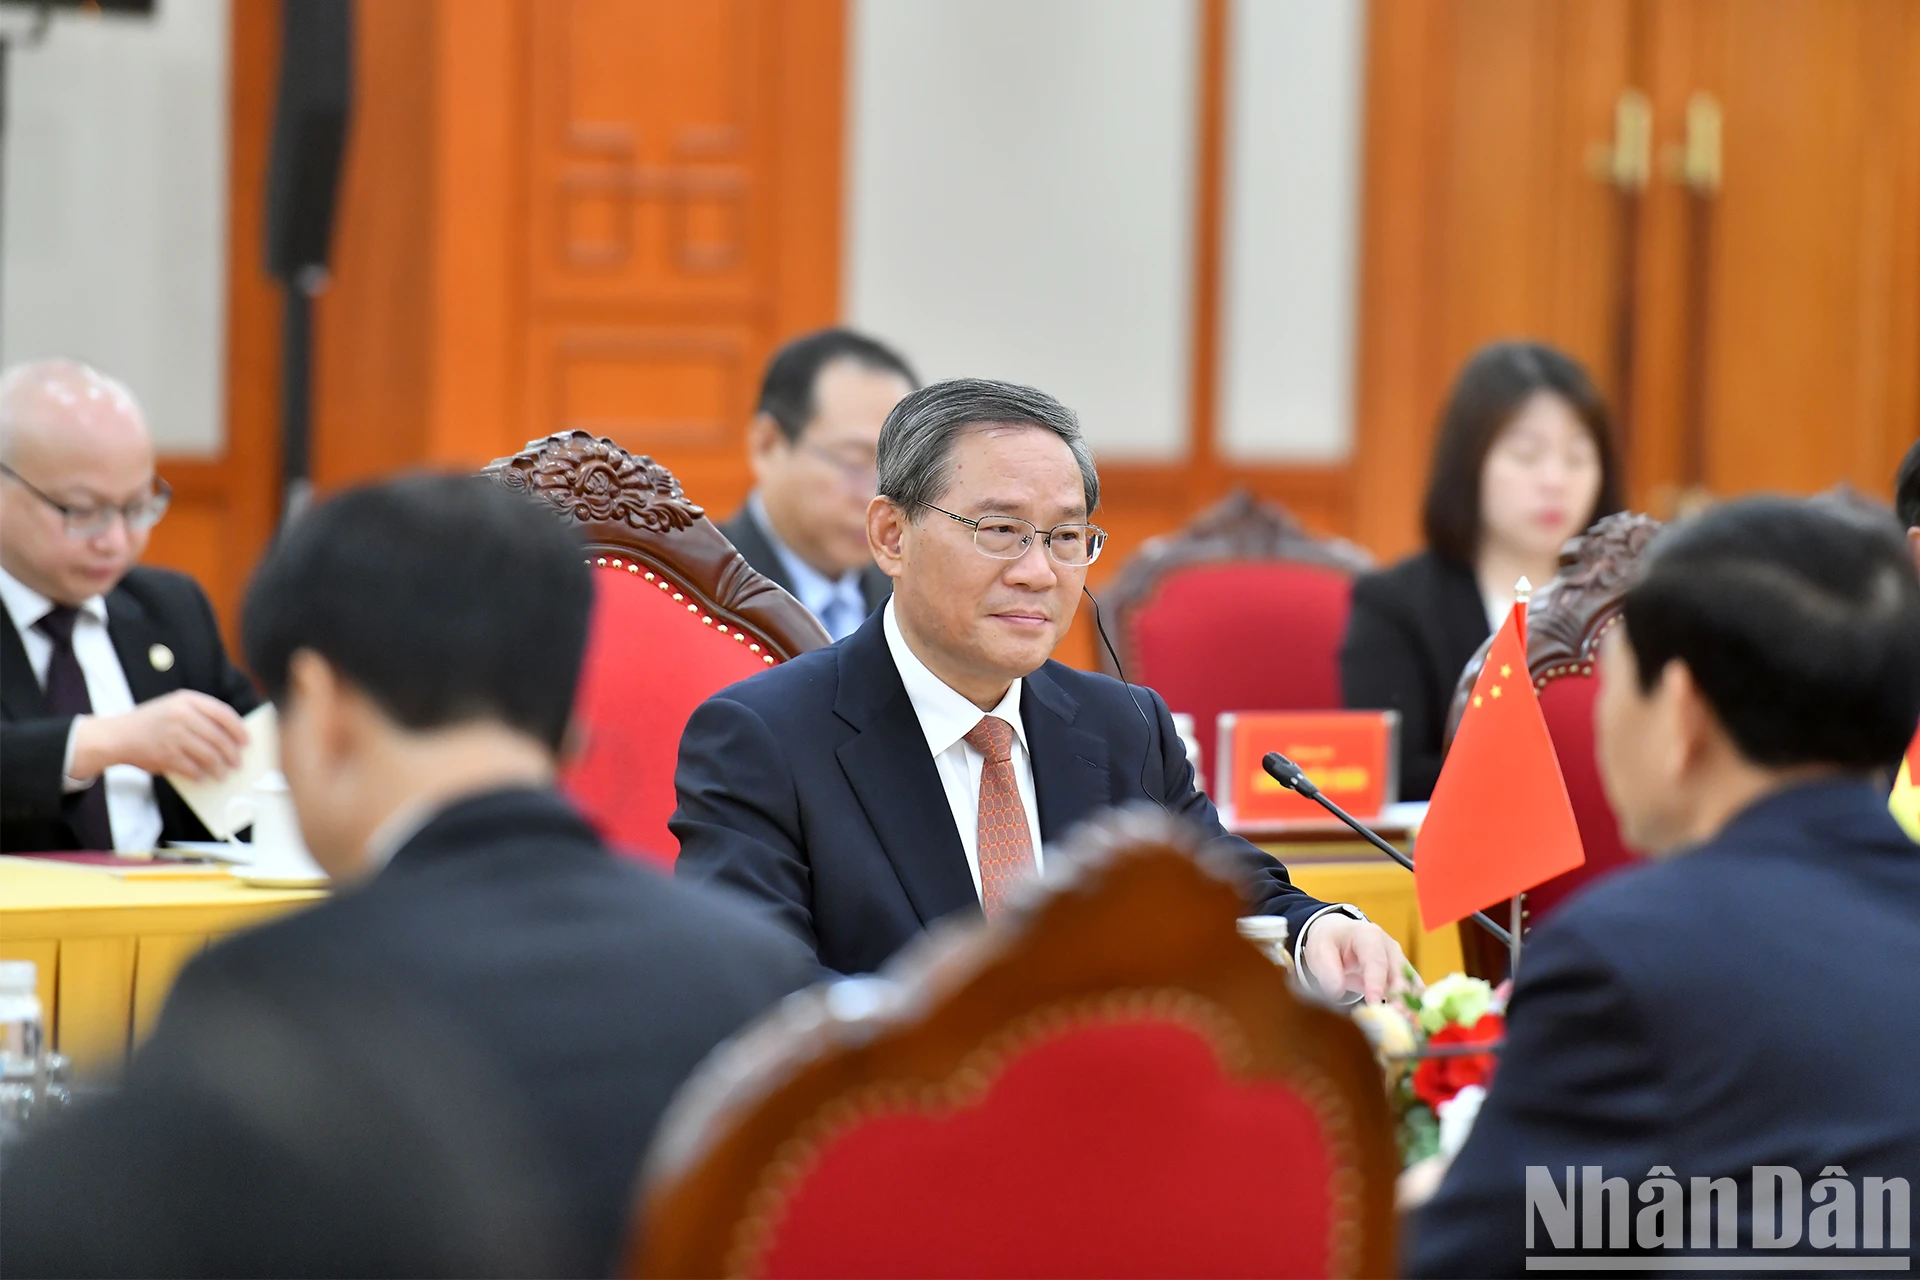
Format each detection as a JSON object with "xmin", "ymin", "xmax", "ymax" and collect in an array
[
  {"xmin": 0, "ymin": 830, "xmax": 1457, "ymax": 1081},
  {"xmin": 0, "ymin": 857, "xmax": 324, "ymax": 1079}
]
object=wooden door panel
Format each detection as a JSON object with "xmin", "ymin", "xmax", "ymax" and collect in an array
[
  {"xmin": 527, "ymin": 0, "xmax": 775, "ymax": 309},
  {"xmin": 1354, "ymin": 0, "xmax": 1632, "ymax": 559},
  {"xmin": 1680, "ymin": 0, "xmax": 1920, "ymax": 497}
]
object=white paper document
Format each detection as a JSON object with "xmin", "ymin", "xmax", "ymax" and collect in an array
[{"xmin": 166, "ymin": 703, "xmax": 279, "ymax": 841}]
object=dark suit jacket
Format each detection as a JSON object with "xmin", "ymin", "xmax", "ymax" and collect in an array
[
  {"xmin": 1409, "ymin": 779, "xmax": 1920, "ymax": 1276},
  {"xmin": 671, "ymin": 609, "xmax": 1331, "ymax": 975},
  {"xmin": 1339, "ymin": 550, "xmax": 1490, "ymax": 801},
  {"xmin": 0, "ymin": 788, "xmax": 818, "ymax": 1276},
  {"xmin": 718, "ymin": 501, "xmax": 891, "ymax": 618},
  {"xmin": 1, "ymin": 565, "xmax": 260, "ymax": 851}
]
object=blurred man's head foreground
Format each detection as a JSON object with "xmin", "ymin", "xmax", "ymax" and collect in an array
[
  {"xmin": 1596, "ymin": 495, "xmax": 1920, "ymax": 857},
  {"xmin": 241, "ymin": 475, "xmax": 592, "ymax": 881}
]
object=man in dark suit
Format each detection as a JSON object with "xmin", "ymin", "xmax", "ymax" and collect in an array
[
  {"xmin": 1408, "ymin": 497, "xmax": 1920, "ymax": 1276},
  {"xmin": 717, "ymin": 328, "xmax": 917, "ymax": 640},
  {"xmin": 676, "ymin": 378, "xmax": 1410, "ymax": 999},
  {"xmin": 1, "ymin": 476, "xmax": 818, "ymax": 1276},
  {"xmin": 0, "ymin": 359, "xmax": 255, "ymax": 852}
]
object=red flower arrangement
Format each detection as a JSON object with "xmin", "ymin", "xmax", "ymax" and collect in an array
[{"xmin": 1411, "ymin": 1013, "xmax": 1505, "ymax": 1109}]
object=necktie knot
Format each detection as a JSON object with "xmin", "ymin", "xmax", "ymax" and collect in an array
[
  {"xmin": 35, "ymin": 605, "xmax": 80, "ymax": 647},
  {"xmin": 965, "ymin": 715, "xmax": 1016, "ymax": 765}
]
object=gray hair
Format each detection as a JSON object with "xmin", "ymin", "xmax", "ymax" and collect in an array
[{"xmin": 876, "ymin": 377, "xmax": 1099, "ymax": 517}]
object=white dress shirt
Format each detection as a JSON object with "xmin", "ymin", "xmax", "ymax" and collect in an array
[
  {"xmin": 748, "ymin": 494, "xmax": 870, "ymax": 642},
  {"xmin": 882, "ymin": 600, "xmax": 1044, "ymax": 899},
  {"xmin": 0, "ymin": 566, "xmax": 164, "ymax": 851}
]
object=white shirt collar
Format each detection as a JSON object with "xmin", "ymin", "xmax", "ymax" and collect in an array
[
  {"xmin": 882, "ymin": 598, "xmax": 1028, "ymax": 758},
  {"xmin": 0, "ymin": 564, "xmax": 108, "ymax": 629}
]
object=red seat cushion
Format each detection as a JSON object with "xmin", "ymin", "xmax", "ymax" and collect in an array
[
  {"xmin": 1525, "ymin": 673, "xmax": 1640, "ymax": 921},
  {"xmin": 561, "ymin": 567, "xmax": 772, "ymax": 864},
  {"xmin": 746, "ymin": 1018, "xmax": 1345, "ymax": 1279},
  {"xmin": 1128, "ymin": 561, "xmax": 1354, "ymax": 753}
]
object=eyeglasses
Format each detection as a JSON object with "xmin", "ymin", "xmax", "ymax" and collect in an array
[
  {"xmin": 0, "ymin": 463, "xmax": 172, "ymax": 538},
  {"xmin": 797, "ymin": 442, "xmax": 879, "ymax": 493},
  {"xmin": 924, "ymin": 503, "xmax": 1107, "ymax": 567}
]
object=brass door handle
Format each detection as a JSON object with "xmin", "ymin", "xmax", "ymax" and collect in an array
[
  {"xmin": 1587, "ymin": 88, "xmax": 1653, "ymax": 191},
  {"xmin": 1662, "ymin": 92, "xmax": 1723, "ymax": 194}
]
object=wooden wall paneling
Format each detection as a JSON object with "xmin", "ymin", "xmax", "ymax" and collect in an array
[
  {"xmin": 143, "ymin": 0, "xmax": 282, "ymax": 646},
  {"xmin": 520, "ymin": 0, "xmax": 843, "ymax": 524},
  {"xmin": 1352, "ymin": 0, "xmax": 1634, "ymax": 560},
  {"xmin": 1641, "ymin": 0, "xmax": 1920, "ymax": 503},
  {"xmin": 310, "ymin": 0, "xmax": 437, "ymax": 492},
  {"xmin": 426, "ymin": 0, "xmax": 524, "ymax": 470}
]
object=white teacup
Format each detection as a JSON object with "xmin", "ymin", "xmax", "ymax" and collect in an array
[{"xmin": 224, "ymin": 773, "xmax": 327, "ymax": 883}]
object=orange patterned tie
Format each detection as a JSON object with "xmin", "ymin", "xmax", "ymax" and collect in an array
[{"xmin": 964, "ymin": 715, "xmax": 1036, "ymax": 916}]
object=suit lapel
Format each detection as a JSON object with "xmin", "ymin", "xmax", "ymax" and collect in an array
[
  {"xmin": 833, "ymin": 615, "xmax": 979, "ymax": 927},
  {"xmin": 719, "ymin": 505, "xmax": 796, "ymax": 595},
  {"xmin": 0, "ymin": 598, "xmax": 48, "ymax": 718},
  {"xmin": 1022, "ymin": 665, "xmax": 1111, "ymax": 845},
  {"xmin": 107, "ymin": 586, "xmax": 183, "ymax": 705}
]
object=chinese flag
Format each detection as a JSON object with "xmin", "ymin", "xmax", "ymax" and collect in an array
[
  {"xmin": 1891, "ymin": 727, "xmax": 1920, "ymax": 843},
  {"xmin": 1416, "ymin": 599, "xmax": 1586, "ymax": 930}
]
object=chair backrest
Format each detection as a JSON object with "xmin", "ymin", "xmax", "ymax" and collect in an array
[
  {"xmin": 484, "ymin": 432, "xmax": 829, "ymax": 864},
  {"xmin": 1445, "ymin": 512, "xmax": 1663, "ymax": 940},
  {"xmin": 1102, "ymin": 491, "xmax": 1374, "ymax": 753},
  {"xmin": 630, "ymin": 809, "xmax": 1398, "ymax": 1279}
]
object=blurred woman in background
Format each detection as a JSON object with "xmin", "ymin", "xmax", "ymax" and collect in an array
[{"xmin": 1341, "ymin": 340, "xmax": 1622, "ymax": 800}]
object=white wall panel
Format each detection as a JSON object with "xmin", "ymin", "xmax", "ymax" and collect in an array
[
  {"xmin": 1217, "ymin": 0, "xmax": 1364, "ymax": 462},
  {"xmin": 846, "ymin": 0, "xmax": 1198, "ymax": 461},
  {"xmin": 1, "ymin": 0, "xmax": 230, "ymax": 456}
]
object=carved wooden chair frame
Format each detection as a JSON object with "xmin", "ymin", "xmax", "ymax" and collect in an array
[
  {"xmin": 629, "ymin": 808, "xmax": 1398, "ymax": 1278},
  {"xmin": 1097, "ymin": 489, "xmax": 1374, "ymax": 679},
  {"xmin": 1442, "ymin": 511, "xmax": 1664, "ymax": 976},
  {"xmin": 483, "ymin": 431, "xmax": 829, "ymax": 664}
]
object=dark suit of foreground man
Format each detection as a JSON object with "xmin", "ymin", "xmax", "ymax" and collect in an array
[
  {"xmin": 1409, "ymin": 498, "xmax": 1920, "ymax": 1277},
  {"xmin": 1, "ymin": 477, "xmax": 816, "ymax": 1278},
  {"xmin": 676, "ymin": 378, "xmax": 1409, "ymax": 999}
]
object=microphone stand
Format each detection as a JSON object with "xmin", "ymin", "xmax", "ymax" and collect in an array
[{"xmin": 1262, "ymin": 752, "xmax": 1514, "ymax": 950}]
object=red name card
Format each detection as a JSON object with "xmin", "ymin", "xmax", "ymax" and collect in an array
[{"xmin": 1215, "ymin": 710, "xmax": 1400, "ymax": 832}]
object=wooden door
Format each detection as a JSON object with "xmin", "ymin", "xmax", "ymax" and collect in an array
[
  {"xmin": 1629, "ymin": 0, "xmax": 1920, "ymax": 507},
  {"xmin": 1353, "ymin": 0, "xmax": 1636, "ymax": 559},
  {"xmin": 521, "ymin": 0, "xmax": 844, "ymax": 519},
  {"xmin": 1354, "ymin": 0, "xmax": 1920, "ymax": 558}
]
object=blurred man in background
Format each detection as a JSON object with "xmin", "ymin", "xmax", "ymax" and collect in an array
[
  {"xmin": 0, "ymin": 358, "xmax": 255, "ymax": 852},
  {"xmin": 1409, "ymin": 497, "xmax": 1920, "ymax": 1275},
  {"xmin": 720, "ymin": 328, "xmax": 918, "ymax": 640},
  {"xmin": 1899, "ymin": 438, "xmax": 1920, "ymax": 574},
  {"xmin": 1, "ymin": 476, "xmax": 818, "ymax": 1276}
]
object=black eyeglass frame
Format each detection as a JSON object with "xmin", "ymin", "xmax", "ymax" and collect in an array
[{"xmin": 0, "ymin": 462, "xmax": 173, "ymax": 538}]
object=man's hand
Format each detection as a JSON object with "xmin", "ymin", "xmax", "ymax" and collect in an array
[
  {"xmin": 1301, "ymin": 914, "xmax": 1415, "ymax": 1004},
  {"xmin": 69, "ymin": 691, "xmax": 250, "ymax": 784}
]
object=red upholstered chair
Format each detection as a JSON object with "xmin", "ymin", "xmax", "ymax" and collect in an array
[
  {"xmin": 1101, "ymin": 491, "xmax": 1374, "ymax": 759},
  {"xmin": 1445, "ymin": 512, "xmax": 1663, "ymax": 976},
  {"xmin": 629, "ymin": 809, "xmax": 1398, "ymax": 1279},
  {"xmin": 484, "ymin": 433, "xmax": 829, "ymax": 865}
]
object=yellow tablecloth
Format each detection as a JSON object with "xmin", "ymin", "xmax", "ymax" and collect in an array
[
  {"xmin": 1264, "ymin": 841, "xmax": 1465, "ymax": 984},
  {"xmin": 0, "ymin": 857, "xmax": 324, "ymax": 1078}
]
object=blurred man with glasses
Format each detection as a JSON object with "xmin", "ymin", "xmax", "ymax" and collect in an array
[
  {"xmin": 675, "ymin": 378, "xmax": 1411, "ymax": 1000},
  {"xmin": 0, "ymin": 359, "xmax": 255, "ymax": 853},
  {"xmin": 719, "ymin": 328, "xmax": 918, "ymax": 640}
]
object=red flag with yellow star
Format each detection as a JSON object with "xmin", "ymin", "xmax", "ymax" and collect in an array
[{"xmin": 1415, "ymin": 597, "xmax": 1586, "ymax": 930}]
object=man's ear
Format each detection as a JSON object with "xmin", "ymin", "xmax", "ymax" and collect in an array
[
  {"xmin": 286, "ymin": 649, "xmax": 364, "ymax": 771},
  {"xmin": 867, "ymin": 496, "xmax": 906, "ymax": 579},
  {"xmin": 1906, "ymin": 526, "xmax": 1918, "ymax": 578},
  {"xmin": 1658, "ymin": 658, "xmax": 1718, "ymax": 780},
  {"xmin": 746, "ymin": 413, "xmax": 788, "ymax": 481}
]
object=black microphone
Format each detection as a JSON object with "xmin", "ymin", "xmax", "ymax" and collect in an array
[{"xmin": 1261, "ymin": 752, "xmax": 1513, "ymax": 948}]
